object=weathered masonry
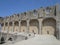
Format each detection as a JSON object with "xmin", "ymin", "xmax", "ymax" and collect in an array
[{"xmin": 0, "ymin": 4, "xmax": 60, "ymax": 39}]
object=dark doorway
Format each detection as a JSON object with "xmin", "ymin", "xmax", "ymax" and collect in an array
[{"xmin": 0, "ymin": 37, "xmax": 5, "ymax": 44}]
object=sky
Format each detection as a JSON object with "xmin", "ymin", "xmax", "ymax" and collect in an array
[{"xmin": 0, "ymin": 0, "xmax": 60, "ymax": 17}]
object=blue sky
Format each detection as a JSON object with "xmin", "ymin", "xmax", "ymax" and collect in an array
[{"xmin": 0, "ymin": 0, "xmax": 60, "ymax": 17}]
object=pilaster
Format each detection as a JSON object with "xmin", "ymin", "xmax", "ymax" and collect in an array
[
  {"xmin": 12, "ymin": 22, "xmax": 14, "ymax": 32},
  {"xmin": 4, "ymin": 22, "xmax": 5, "ymax": 31},
  {"xmin": 27, "ymin": 20, "xmax": 29, "ymax": 33},
  {"xmin": 38, "ymin": 19, "xmax": 43, "ymax": 34},
  {"xmin": 19, "ymin": 20, "xmax": 21, "ymax": 32},
  {"xmin": 56, "ymin": 21, "xmax": 60, "ymax": 39}
]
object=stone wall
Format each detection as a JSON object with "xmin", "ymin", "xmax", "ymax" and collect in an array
[{"xmin": 0, "ymin": 4, "xmax": 60, "ymax": 40}]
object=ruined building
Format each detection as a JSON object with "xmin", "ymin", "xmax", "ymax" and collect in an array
[{"xmin": 0, "ymin": 4, "xmax": 60, "ymax": 40}]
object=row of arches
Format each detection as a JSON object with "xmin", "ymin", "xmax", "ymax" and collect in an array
[
  {"xmin": 13, "ymin": 20, "xmax": 39, "ymax": 33},
  {"xmin": 2, "ymin": 18, "xmax": 56, "ymax": 36}
]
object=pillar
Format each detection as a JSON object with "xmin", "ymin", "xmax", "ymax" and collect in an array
[
  {"xmin": 56, "ymin": 21, "xmax": 60, "ymax": 40},
  {"xmin": 38, "ymin": 19, "xmax": 43, "ymax": 34},
  {"xmin": 19, "ymin": 20, "xmax": 21, "ymax": 32},
  {"xmin": 27, "ymin": 20, "xmax": 29, "ymax": 33},
  {"xmin": 4, "ymin": 19, "xmax": 5, "ymax": 31},
  {"xmin": 8, "ymin": 22, "xmax": 9, "ymax": 32},
  {"xmin": 12, "ymin": 22, "xmax": 14, "ymax": 32},
  {"xmin": 4, "ymin": 22, "xmax": 5, "ymax": 31}
]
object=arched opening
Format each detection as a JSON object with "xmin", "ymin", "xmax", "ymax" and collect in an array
[
  {"xmin": 1, "ymin": 23, "xmax": 4, "ymax": 27},
  {"xmin": 14, "ymin": 21, "xmax": 19, "ymax": 26},
  {"xmin": 5, "ymin": 22, "xmax": 8, "ymax": 31},
  {"xmin": 9, "ymin": 22, "xmax": 12, "ymax": 26},
  {"xmin": 14, "ymin": 21, "xmax": 19, "ymax": 32},
  {"xmin": 1, "ymin": 23, "xmax": 4, "ymax": 31},
  {"xmin": 42, "ymin": 18, "xmax": 56, "ymax": 36},
  {"xmin": 5, "ymin": 22, "xmax": 8, "ymax": 26},
  {"xmin": 21, "ymin": 20, "xmax": 27, "ymax": 32},
  {"xmin": 29, "ymin": 19, "xmax": 39, "ymax": 34},
  {"xmin": 9, "ymin": 22, "xmax": 13, "ymax": 32}
]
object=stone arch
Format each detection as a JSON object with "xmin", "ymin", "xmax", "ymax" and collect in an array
[
  {"xmin": 14, "ymin": 21, "xmax": 19, "ymax": 32},
  {"xmin": 21, "ymin": 20, "xmax": 27, "ymax": 32},
  {"xmin": 42, "ymin": 18, "xmax": 56, "ymax": 36},
  {"xmin": 29, "ymin": 19, "xmax": 39, "ymax": 34},
  {"xmin": 14, "ymin": 21, "xmax": 19, "ymax": 26},
  {"xmin": 9, "ymin": 22, "xmax": 13, "ymax": 32},
  {"xmin": 9, "ymin": 22, "xmax": 12, "ymax": 26},
  {"xmin": 5, "ymin": 22, "xmax": 8, "ymax": 31},
  {"xmin": 1, "ymin": 23, "xmax": 4, "ymax": 31}
]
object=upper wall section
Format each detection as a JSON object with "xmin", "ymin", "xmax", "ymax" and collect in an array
[{"xmin": 3, "ymin": 4, "xmax": 60, "ymax": 22}]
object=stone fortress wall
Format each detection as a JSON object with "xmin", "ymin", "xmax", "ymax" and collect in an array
[{"xmin": 0, "ymin": 4, "xmax": 60, "ymax": 40}]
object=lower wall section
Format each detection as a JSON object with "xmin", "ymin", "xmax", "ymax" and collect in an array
[
  {"xmin": 9, "ymin": 26, "xmax": 13, "ymax": 32},
  {"xmin": 1, "ymin": 27, "xmax": 4, "ymax": 31},
  {"xmin": 29, "ymin": 26, "xmax": 38, "ymax": 34},
  {"xmin": 42, "ymin": 26, "xmax": 55, "ymax": 35},
  {"xmin": 14, "ymin": 26, "xmax": 19, "ymax": 32},
  {"xmin": 5, "ymin": 27, "xmax": 8, "ymax": 31},
  {"xmin": 21, "ymin": 26, "xmax": 27, "ymax": 32}
]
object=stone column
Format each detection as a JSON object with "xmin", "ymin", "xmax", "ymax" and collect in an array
[
  {"xmin": 38, "ymin": 19, "xmax": 43, "ymax": 34},
  {"xmin": 4, "ymin": 22, "xmax": 5, "ymax": 31},
  {"xmin": 8, "ymin": 22, "xmax": 9, "ymax": 32},
  {"xmin": 12, "ymin": 22, "xmax": 14, "ymax": 32},
  {"xmin": 19, "ymin": 20, "xmax": 21, "ymax": 32},
  {"xmin": 56, "ymin": 21, "xmax": 60, "ymax": 40},
  {"xmin": 27, "ymin": 20, "xmax": 29, "ymax": 33},
  {"xmin": 3, "ymin": 19, "xmax": 5, "ymax": 31}
]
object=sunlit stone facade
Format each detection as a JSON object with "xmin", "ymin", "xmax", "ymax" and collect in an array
[{"xmin": 0, "ymin": 4, "xmax": 60, "ymax": 40}]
